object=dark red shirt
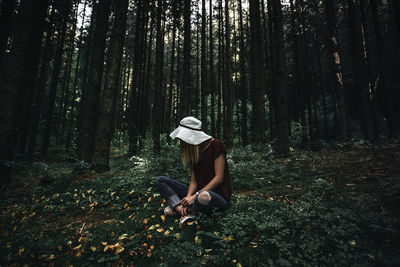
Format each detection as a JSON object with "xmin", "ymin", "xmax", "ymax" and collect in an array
[{"xmin": 193, "ymin": 139, "xmax": 232, "ymax": 201}]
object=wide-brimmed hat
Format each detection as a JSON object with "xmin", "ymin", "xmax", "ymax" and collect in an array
[{"xmin": 170, "ymin": 116, "xmax": 212, "ymax": 145}]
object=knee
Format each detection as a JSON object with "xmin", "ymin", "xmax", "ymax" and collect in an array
[
  {"xmin": 198, "ymin": 191, "xmax": 211, "ymax": 205},
  {"xmin": 154, "ymin": 176, "xmax": 165, "ymax": 187}
]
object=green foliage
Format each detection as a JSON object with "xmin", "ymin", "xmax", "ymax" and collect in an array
[{"xmin": 1, "ymin": 143, "xmax": 399, "ymax": 266}]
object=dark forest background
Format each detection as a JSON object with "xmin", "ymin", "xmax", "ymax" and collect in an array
[
  {"xmin": 1, "ymin": 0, "xmax": 399, "ymax": 177},
  {"xmin": 1, "ymin": 0, "xmax": 400, "ymax": 265}
]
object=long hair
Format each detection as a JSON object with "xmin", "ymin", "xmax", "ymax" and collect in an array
[{"xmin": 180, "ymin": 140, "xmax": 199, "ymax": 168}]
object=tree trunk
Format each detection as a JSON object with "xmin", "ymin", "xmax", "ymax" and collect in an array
[
  {"xmin": 272, "ymin": 0, "xmax": 289, "ymax": 155},
  {"xmin": 324, "ymin": 0, "xmax": 348, "ymax": 141},
  {"xmin": 224, "ymin": 0, "xmax": 233, "ymax": 148},
  {"xmin": 346, "ymin": 0, "xmax": 375, "ymax": 141},
  {"xmin": 249, "ymin": 0, "xmax": 266, "ymax": 144},
  {"xmin": 92, "ymin": 0, "xmax": 128, "ymax": 171},
  {"xmin": 152, "ymin": 0, "xmax": 165, "ymax": 153},
  {"xmin": 0, "ymin": 0, "xmax": 48, "ymax": 187},
  {"xmin": 182, "ymin": 0, "xmax": 192, "ymax": 117},
  {"xmin": 201, "ymin": 0, "xmax": 208, "ymax": 130},
  {"xmin": 77, "ymin": 0, "xmax": 112, "ymax": 162},
  {"xmin": 0, "ymin": 0, "xmax": 17, "ymax": 70},
  {"xmin": 209, "ymin": 0, "xmax": 216, "ymax": 137},
  {"xmin": 238, "ymin": 0, "xmax": 248, "ymax": 146},
  {"xmin": 40, "ymin": 0, "xmax": 72, "ymax": 159}
]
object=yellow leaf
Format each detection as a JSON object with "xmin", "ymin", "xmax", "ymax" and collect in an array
[
  {"xmin": 164, "ymin": 230, "xmax": 170, "ymax": 235},
  {"xmin": 232, "ymin": 259, "xmax": 237, "ymax": 263},
  {"xmin": 57, "ymin": 245, "xmax": 62, "ymax": 251},
  {"xmin": 161, "ymin": 215, "xmax": 166, "ymax": 222},
  {"xmin": 67, "ymin": 240, "xmax": 72, "ymax": 245},
  {"xmin": 111, "ymin": 192, "xmax": 116, "ymax": 196},
  {"xmin": 148, "ymin": 225, "xmax": 156, "ymax": 230},
  {"xmin": 78, "ymin": 236, "xmax": 84, "ymax": 243},
  {"xmin": 157, "ymin": 227, "xmax": 164, "ymax": 233},
  {"xmin": 148, "ymin": 197, "xmax": 152, "ymax": 202},
  {"xmin": 187, "ymin": 221, "xmax": 194, "ymax": 225},
  {"xmin": 73, "ymin": 244, "xmax": 82, "ymax": 250},
  {"xmin": 75, "ymin": 251, "xmax": 81, "ymax": 257},
  {"xmin": 104, "ymin": 245, "xmax": 110, "ymax": 252},
  {"xmin": 143, "ymin": 219, "xmax": 149, "ymax": 224},
  {"xmin": 75, "ymin": 199, "xmax": 80, "ymax": 205},
  {"xmin": 194, "ymin": 236, "xmax": 199, "ymax": 244},
  {"xmin": 224, "ymin": 235, "xmax": 234, "ymax": 242},
  {"xmin": 124, "ymin": 203, "xmax": 128, "ymax": 209},
  {"xmin": 91, "ymin": 246, "xmax": 97, "ymax": 252},
  {"xmin": 49, "ymin": 254, "xmax": 55, "ymax": 259},
  {"xmin": 18, "ymin": 247, "xmax": 24, "ymax": 255},
  {"xmin": 101, "ymin": 242, "xmax": 107, "ymax": 246},
  {"xmin": 115, "ymin": 246, "xmax": 124, "ymax": 255},
  {"xmin": 118, "ymin": 233, "xmax": 128, "ymax": 240},
  {"xmin": 349, "ymin": 240, "xmax": 356, "ymax": 246},
  {"xmin": 237, "ymin": 263, "xmax": 243, "ymax": 267}
]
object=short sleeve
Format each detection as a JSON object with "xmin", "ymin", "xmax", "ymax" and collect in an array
[{"xmin": 212, "ymin": 139, "xmax": 227, "ymax": 159}]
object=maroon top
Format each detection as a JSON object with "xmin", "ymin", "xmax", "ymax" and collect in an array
[{"xmin": 193, "ymin": 139, "xmax": 232, "ymax": 201}]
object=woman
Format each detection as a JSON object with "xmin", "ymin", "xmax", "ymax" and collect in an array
[{"xmin": 154, "ymin": 116, "xmax": 231, "ymax": 224}]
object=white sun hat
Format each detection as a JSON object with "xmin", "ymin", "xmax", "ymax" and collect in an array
[{"xmin": 170, "ymin": 116, "xmax": 212, "ymax": 145}]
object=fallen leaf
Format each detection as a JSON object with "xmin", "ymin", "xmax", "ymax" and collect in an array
[
  {"xmin": 73, "ymin": 244, "xmax": 82, "ymax": 250},
  {"xmin": 115, "ymin": 246, "xmax": 124, "ymax": 255},
  {"xmin": 91, "ymin": 246, "xmax": 97, "ymax": 252}
]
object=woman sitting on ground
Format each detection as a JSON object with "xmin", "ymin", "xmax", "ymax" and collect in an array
[{"xmin": 154, "ymin": 116, "xmax": 231, "ymax": 224}]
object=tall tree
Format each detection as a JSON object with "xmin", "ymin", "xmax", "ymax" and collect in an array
[
  {"xmin": 40, "ymin": 0, "xmax": 73, "ymax": 159},
  {"xmin": 209, "ymin": 0, "xmax": 216, "ymax": 137},
  {"xmin": 370, "ymin": 0, "xmax": 400, "ymax": 137},
  {"xmin": 324, "ymin": 0, "xmax": 348, "ymax": 140},
  {"xmin": 152, "ymin": 0, "xmax": 165, "ymax": 153},
  {"xmin": 77, "ymin": 0, "xmax": 112, "ymax": 162},
  {"xmin": 249, "ymin": 0, "xmax": 266, "ymax": 144},
  {"xmin": 0, "ymin": 0, "xmax": 17, "ymax": 71},
  {"xmin": 224, "ymin": 0, "xmax": 233, "ymax": 148},
  {"xmin": 346, "ymin": 0, "xmax": 375, "ymax": 141},
  {"xmin": 0, "ymin": 0, "xmax": 49, "ymax": 186},
  {"xmin": 92, "ymin": 0, "xmax": 129, "ymax": 171},
  {"xmin": 238, "ymin": 0, "xmax": 248, "ymax": 145},
  {"xmin": 272, "ymin": 0, "xmax": 289, "ymax": 154},
  {"xmin": 181, "ymin": 0, "xmax": 192, "ymax": 117},
  {"xmin": 201, "ymin": 0, "xmax": 208, "ymax": 130}
]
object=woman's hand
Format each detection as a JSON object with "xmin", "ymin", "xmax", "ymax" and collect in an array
[
  {"xmin": 180, "ymin": 195, "xmax": 196, "ymax": 208},
  {"xmin": 175, "ymin": 205, "xmax": 190, "ymax": 216}
]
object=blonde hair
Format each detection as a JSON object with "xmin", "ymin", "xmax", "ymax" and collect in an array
[{"xmin": 180, "ymin": 140, "xmax": 199, "ymax": 168}]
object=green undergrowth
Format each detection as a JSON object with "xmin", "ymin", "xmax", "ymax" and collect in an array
[{"xmin": 0, "ymin": 141, "xmax": 399, "ymax": 266}]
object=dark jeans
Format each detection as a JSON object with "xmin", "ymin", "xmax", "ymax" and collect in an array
[{"xmin": 154, "ymin": 176, "xmax": 230, "ymax": 215}]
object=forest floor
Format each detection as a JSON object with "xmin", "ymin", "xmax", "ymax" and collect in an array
[{"xmin": 1, "ymin": 138, "xmax": 399, "ymax": 266}]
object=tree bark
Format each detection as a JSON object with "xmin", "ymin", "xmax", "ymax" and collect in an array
[
  {"xmin": 0, "ymin": 0, "xmax": 17, "ymax": 71},
  {"xmin": 238, "ymin": 0, "xmax": 248, "ymax": 146},
  {"xmin": 0, "ymin": 0, "xmax": 48, "ymax": 186},
  {"xmin": 77, "ymin": 0, "xmax": 112, "ymax": 162},
  {"xmin": 249, "ymin": 0, "xmax": 266, "ymax": 144},
  {"xmin": 152, "ymin": 0, "xmax": 165, "ymax": 153},
  {"xmin": 272, "ymin": 0, "xmax": 289, "ymax": 154},
  {"xmin": 181, "ymin": 0, "xmax": 192, "ymax": 117},
  {"xmin": 40, "ymin": 0, "xmax": 72, "ymax": 159},
  {"xmin": 324, "ymin": 0, "xmax": 348, "ymax": 141},
  {"xmin": 346, "ymin": 0, "xmax": 375, "ymax": 141},
  {"xmin": 92, "ymin": 0, "xmax": 128, "ymax": 171},
  {"xmin": 224, "ymin": 0, "xmax": 233, "ymax": 148},
  {"xmin": 201, "ymin": 0, "xmax": 208, "ymax": 130},
  {"xmin": 209, "ymin": 0, "xmax": 216, "ymax": 137}
]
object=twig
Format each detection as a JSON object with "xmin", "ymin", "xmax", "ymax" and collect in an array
[{"xmin": 79, "ymin": 222, "xmax": 86, "ymax": 234}]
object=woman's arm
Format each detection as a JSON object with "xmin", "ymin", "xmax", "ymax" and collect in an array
[
  {"xmin": 186, "ymin": 169, "xmax": 197, "ymax": 197},
  {"xmin": 199, "ymin": 154, "xmax": 225, "ymax": 192},
  {"xmin": 179, "ymin": 170, "xmax": 197, "ymax": 211}
]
